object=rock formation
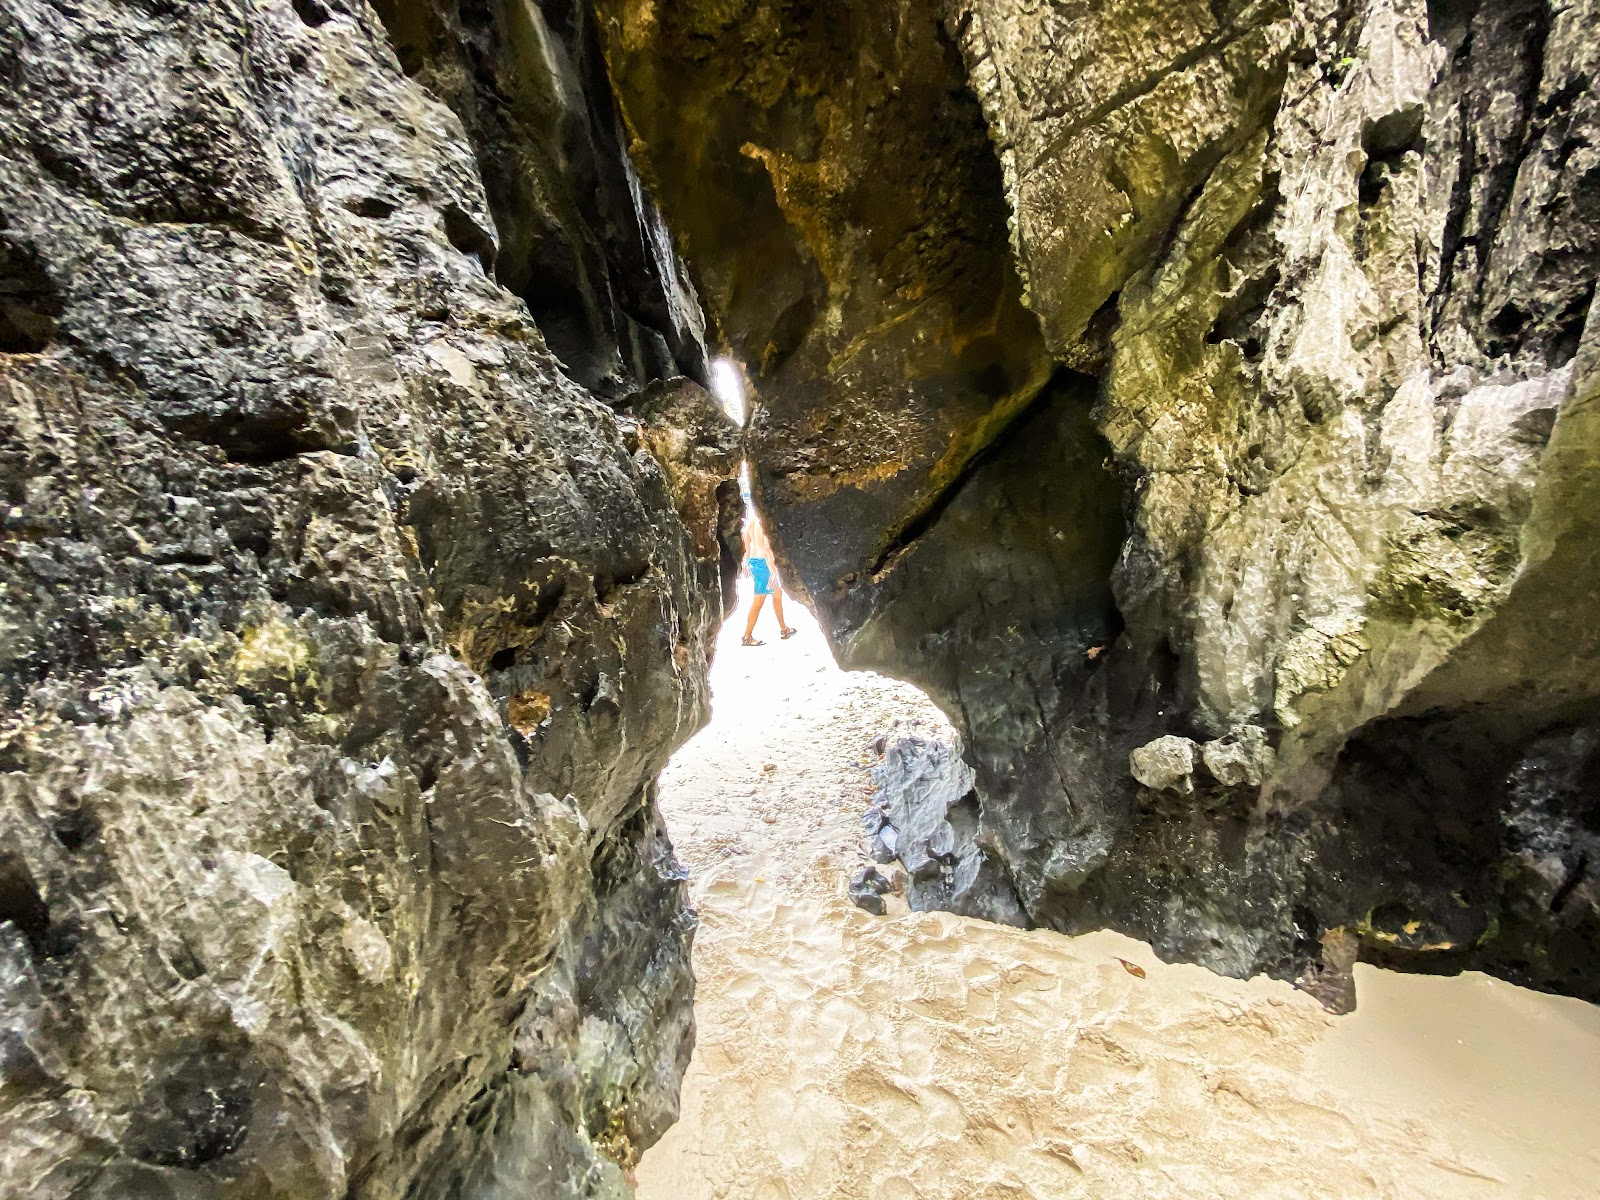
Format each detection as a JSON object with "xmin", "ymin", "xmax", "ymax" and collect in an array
[
  {"xmin": 0, "ymin": 1, "xmax": 736, "ymax": 1196},
  {"xmin": 4, "ymin": 0, "xmax": 1598, "ymax": 1191},
  {"xmin": 598, "ymin": 0, "xmax": 1600, "ymax": 1003},
  {"xmin": 865, "ymin": 731, "xmax": 1029, "ymax": 927}
]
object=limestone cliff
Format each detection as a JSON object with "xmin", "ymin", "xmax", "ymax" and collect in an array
[
  {"xmin": 599, "ymin": 0, "xmax": 1600, "ymax": 1004},
  {"xmin": 0, "ymin": 1, "xmax": 735, "ymax": 1196}
]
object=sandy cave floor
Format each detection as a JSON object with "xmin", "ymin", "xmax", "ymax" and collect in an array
[{"xmin": 636, "ymin": 586, "xmax": 1600, "ymax": 1200}]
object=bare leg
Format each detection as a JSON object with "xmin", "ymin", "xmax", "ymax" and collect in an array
[
  {"xmin": 773, "ymin": 590, "xmax": 796, "ymax": 637},
  {"xmin": 743, "ymin": 593, "xmax": 767, "ymax": 643}
]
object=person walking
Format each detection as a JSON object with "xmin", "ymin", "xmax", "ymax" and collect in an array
[{"xmin": 742, "ymin": 513, "xmax": 796, "ymax": 646}]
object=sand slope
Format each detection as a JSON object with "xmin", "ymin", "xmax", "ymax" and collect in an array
[{"xmin": 639, "ymin": 591, "xmax": 1600, "ymax": 1199}]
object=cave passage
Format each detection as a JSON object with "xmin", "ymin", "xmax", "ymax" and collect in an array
[
  {"xmin": 644, "ymin": 375, "xmax": 1600, "ymax": 1198},
  {"xmin": 643, "ymin": 556, "xmax": 1600, "ymax": 1196}
]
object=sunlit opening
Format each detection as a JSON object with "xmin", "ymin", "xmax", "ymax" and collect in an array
[{"xmin": 710, "ymin": 357, "xmax": 746, "ymax": 425}]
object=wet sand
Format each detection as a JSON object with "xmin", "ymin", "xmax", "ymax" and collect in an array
[{"xmin": 639, "ymin": 587, "xmax": 1600, "ymax": 1199}]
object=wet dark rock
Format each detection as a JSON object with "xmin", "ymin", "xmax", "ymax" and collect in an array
[
  {"xmin": 369, "ymin": 0, "xmax": 710, "ymax": 398},
  {"xmin": 848, "ymin": 864, "xmax": 893, "ymax": 916},
  {"xmin": 869, "ymin": 733, "xmax": 1027, "ymax": 929},
  {"xmin": 0, "ymin": 1, "xmax": 730, "ymax": 1196},
  {"xmin": 874, "ymin": 735, "xmax": 976, "ymax": 882}
]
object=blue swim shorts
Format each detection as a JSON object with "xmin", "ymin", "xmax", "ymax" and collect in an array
[{"xmin": 749, "ymin": 556, "xmax": 774, "ymax": 596}]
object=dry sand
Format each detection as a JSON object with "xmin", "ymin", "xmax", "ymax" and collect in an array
[{"xmin": 638, "ymin": 587, "xmax": 1600, "ymax": 1199}]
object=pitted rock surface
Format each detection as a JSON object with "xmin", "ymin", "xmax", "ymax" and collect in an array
[{"xmin": 0, "ymin": 2, "xmax": 733, "ymax": 1197}]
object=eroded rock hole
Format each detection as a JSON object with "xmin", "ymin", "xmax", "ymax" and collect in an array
[
  {"xmin": 0, "ymin": 854, "xmax": 50, "ymax": 957},
  {"xmin": 291, "ymin": 0, "xmax": 333, "ymax": 26},
  {"xmin": 0, "ymin": 229, "xmax": 62, "ymax": 353},
  {"xmin": 441, "ymin": 204, "xmax": 496, "ymax": 273}
]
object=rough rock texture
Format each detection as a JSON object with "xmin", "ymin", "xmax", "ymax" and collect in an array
[
  {"xmin": 601, "ymin": 0, "xmax": 1600, "ymax": 1003},
  {"xmin": 1128, "ymin": 736, "xmax": 1200, "ymax": 796},
  {"xmin": 866, "ymin": 732, "xmax": 1028, "ymax": 927},
  {"xmin": 623, "ymin": 378, "xmax": 745, "ymax": 616},
  {"xmin": 591, "ymin": 0, "xmax": 1060, "ymax": 597},
  {"xmin": 0, "ymin": 1, "xmax": 733, "ymax": 1197},
  {"xmin": 949, "ymin": 0, "xmax": 1295, "ymax": 360},
  {"xmin": 369, "ymin": 0, "xmax": 710, "ymax": 398}
]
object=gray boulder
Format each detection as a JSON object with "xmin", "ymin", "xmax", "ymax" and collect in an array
[
  {"xmin": 868, "ymin": 733, "xmax": 1028, "ymax": 928},
  {"xmin": 1129, "ymin": 735, "xmax": 1200, "ymax": 794},
  {"xmin": 1201, "ymin": 726, "xmax": 1277, "ymax": 789}
]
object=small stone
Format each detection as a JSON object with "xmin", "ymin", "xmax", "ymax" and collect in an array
[
  {"xmin": 1129, "ymin": 735, "xmax": 1199, "ymax": 793},
  {"xmin": 1200, "ymin": 725, "xmax": 1276, "ymax": 788},
  {"xmin": 851, "ymin": 864, "xmax": 893, "ymax": 895},
  {"xmin": 850, "ymin": 890, "xmax": 886, "ymax": 916},
  {"xmin": 849, "ymin": 864, "xmax": 893, "ymax": 914}
]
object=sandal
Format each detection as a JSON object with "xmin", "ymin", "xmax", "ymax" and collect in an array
[
  {"xmin": 780, "ymin": 627, "xmax": 798, "ymax": 639},
  {"xmin": 742, "ymin": 636, "xmax": 765, "ymax": 647}
]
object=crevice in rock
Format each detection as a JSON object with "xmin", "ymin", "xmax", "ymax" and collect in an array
[
  {"xmin": 1432, "ymin": 0, "xmax": 1551, "ymax": 350},
  {"xmin": 291, "ymin": 0, "xmax": 334, "ymax": 27},
  {"xmin": 864, "ymin": 366, "xmax": 1093, "ymax": 584},
  {"xmin": 1357, "ymin": 128, "xmax": 1421, "ymax": 209},
  {"xmin": 368, "ymin": 0, "xmax": 709, "ymax": 397},
  {"xmin": 0, "ymin": 854, "xmax": 50, "ymax": 959},
  {"xmin": 1544, "ymin": 280, "xmax": 1597, "ymax": 367},
  {"xmin": 51, "ymin": 802, "xmax": 99, "ymax": 853},
  {"xmin": 1426, "ymin": 0, "xmax": 1482, "ymax": 55},
  {"xmin": 441, "ymin": 203, "xmax": 497, "ymax": 273},
  {"xmin": 0, "ymin": 225, "xmax": 62, "ymax": 353},
  {"xmin": 1551, "ymin": 854, "xmax": 1589, "ymax": 914}
]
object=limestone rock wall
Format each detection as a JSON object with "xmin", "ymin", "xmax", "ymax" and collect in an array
[
  {"xmin": 599, "ymin": 0, "xmax": 1600, "ymax": 1002},
  {"xmin": 367, "ymin": 0, "xmax": 710, "ymax": 399},
  {"xmin": 590, "ymin": 0, "xmax": 1062, "ymax": 598},
  {"xmin": 0, "ymin": 1, "xmax": 733, "ymax": 1196}
]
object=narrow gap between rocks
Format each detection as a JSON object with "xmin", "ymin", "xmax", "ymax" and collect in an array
[{"xmin": 639, "ymin": 367, "xmax": 1600, "ymax": 1199}]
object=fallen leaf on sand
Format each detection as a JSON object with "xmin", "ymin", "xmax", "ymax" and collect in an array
[{"xmin": 1116, "ymin": 957, "xmax": 1147, "ymax": 979}]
